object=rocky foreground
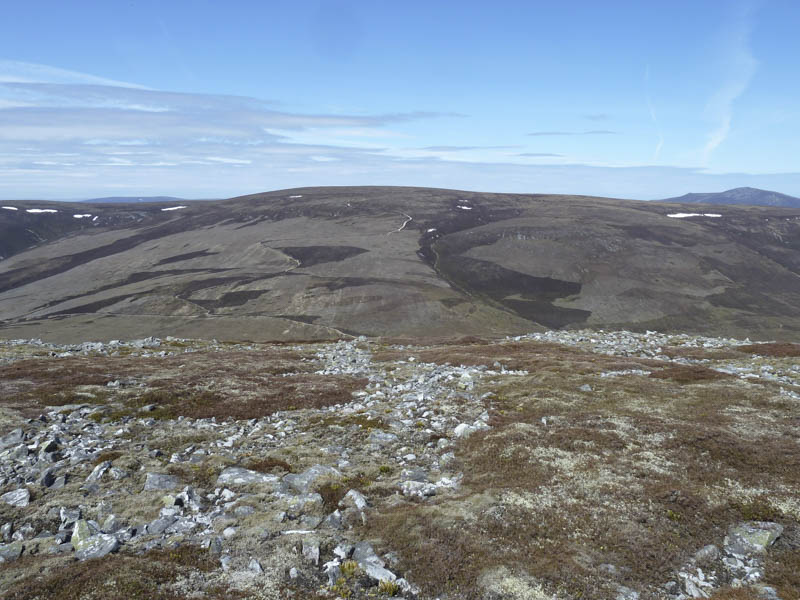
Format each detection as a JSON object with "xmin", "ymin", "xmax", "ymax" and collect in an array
[{"xmin": 0, "ymin": 331, "xmax": 798, "ymax": 599}]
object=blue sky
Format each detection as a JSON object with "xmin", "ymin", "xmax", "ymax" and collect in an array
[{"xmin": 1, "ymin": 0, "xmax": 799, "ymax": 200}]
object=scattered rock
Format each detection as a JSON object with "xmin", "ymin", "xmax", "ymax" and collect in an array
[{"xmin": 216, "ymin": 467, "xmax": 279, "ymax": 487}]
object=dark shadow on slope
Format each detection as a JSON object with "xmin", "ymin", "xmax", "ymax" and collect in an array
[
  {"xmin": 434, "ymin": 254, "xmax": 590, "ymax": 328},
  {"xmin": 156, "ymin": 250, "xmax": 218, "ymax": 265}
]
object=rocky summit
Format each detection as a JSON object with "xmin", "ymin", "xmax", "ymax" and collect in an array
[{"xmin": 0, "ymin": 331, "xmax": 798, "ymax": 599}]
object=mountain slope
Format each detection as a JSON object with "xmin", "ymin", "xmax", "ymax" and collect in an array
[
  {"xmin": 1, "ymin": 186, "xmax": 799, "ymax": 342},
  {"xmin": 662, "ymin": 186, "xmax": 800, "ymax": 207}
]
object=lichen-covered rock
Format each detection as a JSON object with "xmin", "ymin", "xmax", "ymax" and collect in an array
[
  {"xmin": 74, "ymin": 533, "xmax": 120, "ymax": 561},
  {"xmin": 724, "ymin": 522, "xmax": 783, "ymax": 556}
]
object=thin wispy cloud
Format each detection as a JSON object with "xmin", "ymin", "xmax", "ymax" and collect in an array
[
  {"xmin": 0, "ymin": 59, "xmax": 149, "ymax": 89},
  {"xmin": 527, "ymin": 130, "xmax": 617, "ymax": 136},
  {"xmin": 0, "ymin": 60, "xmax": 461, "ymax": 191},
  {"xmin": 419, "ymin": 145, "xmax": 520, "ymax": 151},
  {"xmin": 517, "ymin": 152, "xmax": 563, "ymax": 157},
  {"xmin": 702, "ymin": 3, "xmax": 759, "ymax": 163}
]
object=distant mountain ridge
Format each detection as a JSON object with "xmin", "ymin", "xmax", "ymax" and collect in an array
[
  {"xmin": 82, "ymin": 196, "xmax": 190, "ymax": 204},
  {"xmin": 662, "ymin": 187, "xmax": 800, "ymax": 208}
]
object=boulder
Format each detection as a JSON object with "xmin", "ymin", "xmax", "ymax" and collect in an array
[
  {"xmin": 724, "ymin": 522, "xmax": 783, "ymax": 556},
  {"xmin": 0, "ymin": 541, "xmax": 24, "ymax": 563},
  {"xmin": 2, "ymin": 488, "xmax": 30, "ymax": 507},
  {"xmin": 74, "ymin": 534, "xmax": 120, "ymax": 561}
]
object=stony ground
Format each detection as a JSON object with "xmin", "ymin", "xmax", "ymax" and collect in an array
[{"xmin": 0, "ymin": 331, "xmax": 798, "ymax": 599}]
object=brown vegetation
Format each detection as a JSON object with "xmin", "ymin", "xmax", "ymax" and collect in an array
[{"xmin": 738, "ymin": 342, "xmax": 800, "ymax": 357}]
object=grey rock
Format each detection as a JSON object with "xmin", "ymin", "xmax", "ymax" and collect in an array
[
  {"xmin": 695, "ymin": 544, "xmax": 720, "ymax": 564},
  {"xmin": 208, "ymin": 536, "xmax": 223, "ymax": 555},
  {"xmin": 0, "ymin": 428, "xmax": 24, "ymax": 449},
  {"xmin": 54, "ymin": 530, "xmax": 71, "ymax": 544},
  {"xmin": 9, "ymin": 444, "xmax": 28, "ymax": 460},
  {"xmin": 12, "ymin": 523, "xmax": 34, "ymax": 541},
  {"xmin": 616, "ymin": 585, "xmax": 640, "ymax": 600},
  {"xmin": 368, "ymin": 430, "xmax": 398, "ymax": 446},
  {"xmin": 234, "ymin": 505, "xmax": 256, "ymax": 517},
  {"xmin": 0, "ymin": 541, "xmax": 24, "ymax": 562},
  {"xmin": 75, "ymin": 534, "xmax": 120, "ymax": 560},
  {"xmin": 401, "ymin": 480, "xmax": 437, "ymax": 498},
  {"xmin": 753, "ymin": 584, "xmax": 780, "ymax": 600},
  {"xmin": 143, "ymin": 472, "xmax": 179, "ymax": 491},
  {"xmin": 302, "ymin": 539, "xmax": 320, "ymax": 565},
  {"xmin": 220, "ymin": 554, "xmax": 232, "ymax": 571},
  {"xmin": 1, "ymin": 522, "xmax": 12, "ymax": 542},
  {"xmin": 453, "ymin": 423, "xmax": 476, "ymax": 438},
  {"xmin": 324, "ymin": 558, "xmax": 341, "ymax": 584},
  {"xmin": 148, "ymin": 516, "xmax": 177, "ymax": 535},
  {"xmin": 322, "ymin": 509, "xmax": 343, "ymax": 529},
  {"xmin": 60, "ymin": 507, "xmax": 81, "ymax": 530},
  {"xmin": 109, "ymin": 467, "xmax": 129, "ymax": 480},
  {"xmin": 2, "ymin": 488, "xmax": 30, "ymax": 507},
  {"xmin": 85, "ymin": 460, "xmax": 111, "ymax": 483},
  {"xmin": 282, "ymin": 465, "xmax": 340, "ymax": 495},
  {"xmin": 579, "ymin": 383, "xmax": 593, "ymax": 392},
  {"xmin": 334, "ymin": 542, "xmax": 354, "ymax": 559},
  {"xmin": 102, "ymin": 515, "xmax": 123, "ymax": 534},
  {"xmin": 49, "ymin": 542, "xmax": 73, "ymax": 555},
  {"xmin": 353, "ymin": 541, "xmax": 383, "ymax": 566},
  {"xmin": 70, "ymin": 520, "xmax": 92, "ymax": 550},
  {"xmin": 339, "ymin": 489, "xmax": 369, "ymax": 510},
  {"xmin": 248, "ymin": 558, "xmax": 263, "ymax": 573},
  {"xmin": 39, "ymin": 468, "xmax": 58, "ymax": 488},
  {"xmin": 725, "ymin": 522, "xmax": 783, "ymax": 556},
  {"xmin": 216, "ymin": 467, "xmax": 279, "ymax": 487}
]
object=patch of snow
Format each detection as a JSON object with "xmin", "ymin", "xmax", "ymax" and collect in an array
[
  {"xmin": 667, "ymin": 213, "xmax": 722, "ymax": 218},
  {"xmin": 73, "ymin": 214, "xmax": 92, "ymax": 219},
  {"xmin": 289, "ymin": 195, "xmax": 303, "ymax": 198},
  {"xmin": 2, "ymin": 206, "xmax": 18, "ymax": 211},
  {"xmin": 427, "ymin": 228, "xmax": 437, "ymax": 233},
  {"xmin": 92, "ymin": 216, "xmax": 99, "ymax": 221},
  {"xmin": 26, "ymin": 208, "xmax": 58, "ymax": 214},
  {"xmin": 161, "ymin": 206, "xmax": 187, "ymax": 212},
  {"xmin": 457, "ymin": 205, "xmax": 473, "ymax": 210}
]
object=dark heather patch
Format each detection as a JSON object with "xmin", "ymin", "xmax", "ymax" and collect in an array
[
  {"xmin": 191, "ymin": 289, "xmax": 269, "ymax": 310},
  {"xmin": 156, "ymin": 250, "xmax": 218, "ymax": 265},
  {"xmin": 276, "ymin": 245, "xmax": 368, "ymax": 267},
  {"xmin": 433, "ymin": 254, "xmax": 590, "ymax": 328}
]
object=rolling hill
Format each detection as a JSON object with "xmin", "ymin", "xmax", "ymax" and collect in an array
[
  {"xmin": 1, "ymin": 186, "xmax": 799, "ymax": 342},
  {"xmin": 662, "ymin": 186, "xmax": 800, "ymax": 208}
]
